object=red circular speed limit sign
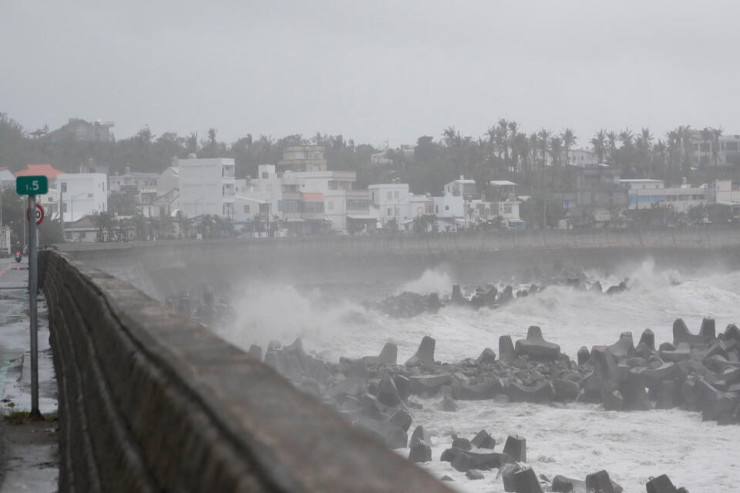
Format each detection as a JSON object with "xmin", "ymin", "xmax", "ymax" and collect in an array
[{"xmin": 26, "ymin": 203, "xmax": 45, "ymax": 225}]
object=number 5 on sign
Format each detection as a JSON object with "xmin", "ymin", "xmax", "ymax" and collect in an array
[{"xmin": 16, "ymin": 176, "xmax": 49, "ymax": 195}]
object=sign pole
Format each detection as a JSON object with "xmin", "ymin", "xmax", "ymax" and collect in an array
[
  {"xmin": 15, "ymin": 175, "xmax": 47, "ymax": 420},
  {"xmin": 28, "ymin": 194, "xmax": 41, "ymax": 419}
]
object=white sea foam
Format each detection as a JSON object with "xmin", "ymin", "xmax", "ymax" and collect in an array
[
  {"xmin": 220, "ymin": 260, "xmax": 740, "ymax": 492},
  {"xmin": 396, "ymin": 266, "xmax": 453, "ymax": 296}
]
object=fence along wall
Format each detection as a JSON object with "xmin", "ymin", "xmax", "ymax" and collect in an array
[{"xmin": 39, "ymin": 250, "xmax": 452, "ymax": 493}]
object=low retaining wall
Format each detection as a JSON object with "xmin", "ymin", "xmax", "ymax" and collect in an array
[
  {"xmin": 39, "ymin": 250, "xmax": 452, "ymax": 492},
  {"xmin": 64, "ymin": 227, "xmax": 740, "ymax": 301}
]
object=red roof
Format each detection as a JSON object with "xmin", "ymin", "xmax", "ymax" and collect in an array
[
  {"xmin": 303, "ymin": 193, "xmax": 324, "ymax": 200},
  {"xmin": 15, "ymin": 164, "xmax": 66, "ymax": 178}
]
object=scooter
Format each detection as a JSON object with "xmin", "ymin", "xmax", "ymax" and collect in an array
[{"xmin": 14, "ymin": 251, "xmax": 22, "ymax": 263}]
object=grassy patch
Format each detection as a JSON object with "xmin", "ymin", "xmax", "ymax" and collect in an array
[{"xmin": 4, "ymin": 410, "xmax": 30, "ymax": 425}]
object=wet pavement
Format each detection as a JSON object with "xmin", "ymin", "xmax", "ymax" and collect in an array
[{"xmin": 0, "ymin": 256, "xmax": 58, "ymax": 492}]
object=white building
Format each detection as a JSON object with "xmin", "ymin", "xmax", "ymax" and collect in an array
[
  {"xmin": 660, "ymin": 185, "xmax": 708, "ymax": 213},
  {"xmin": 621, "ymin": 179, "xmax": 665, "ymax": 209},
  {"xmin": 711, "ymin": 179, "xmax": 740, "ymax": 205},
  {"xmin": 177, "ymin": 157, "xmax": 236, "ymax": 219},
  {"xmin": 156, "ymin": 166, "xmax": 180, "ymax": 218},
  {"xmin": 281, "ymin": 170, "xmax": 360, "ymax": 232},
  {"xmin": 568, "ymin": 148, "xmax": 599, "ymax": 167},
  {"xmin": 368, "ymin": 183, "xmax": 411, "ymax": 229},
  {"xmin": 59, "ymin": 173, "xmax": 108, "ymax": 222},
  {"xmin": 0, "ymin": 168, "xmax": 15, "ymax": 189}
]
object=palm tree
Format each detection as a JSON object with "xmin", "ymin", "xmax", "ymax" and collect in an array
[
  {"xmin": 635, "ymin": 128, "xmax": 653, "ymax": 176},
  {"xmin": 537, "ymin": 129, "xmax": 551, "ymax": 169},
  {"xmin": 497, "ymin": 119, "xmax": 509, "ymax": 164},
  {"xmin": 606, "ymin": 131, "xmax": 618, "ymax": 165},
  {"xmin": 442, "ymin": 126, "xmax": 461, "ymax": 148},
  {"xmin": 699, "ymin": 127, "xmax": 713, "ymax": 168},
  {"xmin": 676, "ymin": 125, "xmax": 694, "ymax": 178},
  {"xmin": 549, "ymin": 136, "xmax": 563, "ymax": 168},
  {"xmin": 561, "ymin": 128, "xmax": 576, "ymax": 166},
  {"xmin": 712, "ymin": 127, "xmax": 723, "ymax": 167},
  {"xmin": 591, "ymin": 130, "xmax": 607, "ymax": 163}
]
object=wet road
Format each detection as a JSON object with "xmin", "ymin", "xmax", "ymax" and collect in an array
[{"xmin": 0, "ymin": 255, "xmax": 58, "ymax": 492}]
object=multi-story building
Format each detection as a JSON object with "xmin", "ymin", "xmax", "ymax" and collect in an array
[
  {"xmin": 156, "ymin": 166, "xmax": 180, "ymax": 218},
  {"xmin": 568, "ymin": 148, "xmax": 599, "ymax": 167},
  {"xmin": 280, "ymin": 170, "xmax": 362, "ymax": 232},
  {"xmin": 571, "ymin": 165, "xmax": 627, "ymax": 225},
  {"xmin": 58, "ymin": 173, "xmax": 108, "ymax": 224},
  {"xmin": 693, "ymin": 134, "xmax": 740, "ymax": 168},
  {"xmin": 368, "ymin": 183, "xmax": 411, "ymax": 229},
  {"xmin": 109, "ymin": 169, "xmax": 161, "ymax": 218},
  {"xmin": 177, "ymin": 157, "xmax": 235, "ymax": 219},
  {"xmin": 621, "ymin": 179, "xmax": 665, "ymax": 209},
  {"xmin": 48, "ymin": 118, "xmax": 115, "ymax": 143},
  {"xmin": 277, "ymin": 146, "xmax": 327, "ymax": 172}
]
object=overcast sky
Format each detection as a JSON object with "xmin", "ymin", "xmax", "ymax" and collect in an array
[{"xmin": 2, "ymin": 0, "xmax": 739, "ymax": 148}]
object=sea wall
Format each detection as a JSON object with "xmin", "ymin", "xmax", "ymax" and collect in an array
[
  {"xmin": 60, "ymin": 227, "xmax": 740, "ymax": 300},
  {"xmin": 39, "ymin": 249, "xmax": 452, "ymax": 492}
]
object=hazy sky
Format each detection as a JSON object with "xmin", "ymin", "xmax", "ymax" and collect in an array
[{"xmin": 2, "ymin": 0, "xmax": 739, "ymax": 148}]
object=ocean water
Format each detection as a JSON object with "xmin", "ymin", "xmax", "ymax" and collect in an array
[{"xmin": 218, "ymin": 257, "xmax": 740, "ymax": 492}]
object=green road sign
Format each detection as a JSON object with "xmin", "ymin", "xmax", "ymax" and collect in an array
[{"xmin": 16, "ymin": 176, "xmax": 48, "ymax": 195}]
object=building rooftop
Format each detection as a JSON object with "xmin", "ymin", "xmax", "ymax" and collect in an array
[{"xmin": 15, "ymin": 164, "xmax": 66, "ymax": 179}]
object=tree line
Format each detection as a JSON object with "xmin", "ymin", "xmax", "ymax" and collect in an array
[{"xmin": 1, "ymin": 112, "xmax": 735, "ymax": 199}]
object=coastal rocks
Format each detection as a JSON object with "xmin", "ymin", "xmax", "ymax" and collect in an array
[
  {"xmin": 452, "ymin": 378, "xmax": 504, "ymax": 400},
  {"xmin": 373, "ymin": 292, "xmax": 442, "ymax": 318},
  {"xmin": 515, "ymin": 326, "xmax": 561, "ymax": 360},
  {"xmin": 585, "ymin": 470, "xmax": 616, "ymax": 493},
  {"xmin": 406, "ymin": 335, "xmax": 436, "ymax": 367},
  {"xmin": 362, "ymin": 342, "xmax": 398, "ymax": 366},
  {"xmin": 471, "ymin": 430, "xmax": 496, "ymax": 449},
  {"xmin": 512, "ymin": 467, "xmax": 543, "ymax": 493},
  {"xmin": 551, "ymin": 474, "xmax": 586, "ymax": 492},
  {"xmin": 440, "ymin": 447, "xmax": 512, "ymax": 472},
  {"xmin": 646, "ymin": 474, "xmax": 684, "ymax": 493},
  {"xmin": 502, "ymin": 435, "xmax": 527, "ymax": 462},
  {"xmin": 673, "ymin": 318, "xmax": 713, "ymax": 347}
]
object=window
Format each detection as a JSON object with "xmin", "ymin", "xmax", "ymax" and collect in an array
[
  {"xmin": 445, "ymin": 205, "xmax": 449, "ymax": 211},
  {"xmin": 387, "ymin": 191, "xmax": 392, "ymax": 199},
  {"xmin": 394, "ymin": 191, "xmax": 399, "ymax": 199},
  {"xmin": 61, "ymin": 182, "xmax": 67, "ymax": 193},
  {"xmin": 387, "ymin": 208, "xmax": 392, "ymax": 216},
  {"xmin": 262, "ymin": 172, "xmax": 269, "ymax": 179},
  {"xmin": 503, "ymin": 204, "xmax": 512, "ymax": 214},
  {"xmin": 244, "ymin": 205, "xmax": 250, "ymax": 213}
]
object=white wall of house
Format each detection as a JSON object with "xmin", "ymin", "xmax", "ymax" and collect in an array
[
  {"xmin": 37, "ymin": 187, "xmax": 60, "ymax": 220},
  {"xmin": 713, "ymin": 179, "xmax": 740, "ymax": 204},
  {"xmin": 59, "ymin": 173, "xmax": 107, "ymax": 222},
  {"xmin": 233, "ymin": 195, "xmax": 267, "ymax": 224},
  {"xmin": 568, "ymin": 148, "xmax": 599, "ymax": 167},
  {"xmin": 433, "ymin": 193, "xmax": 465, "ymax": 219},
  {"xmin": 659, "ymin": 185, "xmax": 708, "ymax": 213},
  {"xmin": 177, "ymin": 158, "xmax": 235, "ymax": 219},
  {"xmin": 282, "ymin": 170, "xmax": 357, "ymax": 231},
  {"xmin": 621, "ymin": 179, "xmax": 665, "ymax": 209},
  {"xmin": 368, "ymin": 184, "xmax": 411, "ymax": 228}
]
